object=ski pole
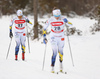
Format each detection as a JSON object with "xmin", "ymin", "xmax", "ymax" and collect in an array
[
  {"xmin": 42, "ymin": 44, "xmax": 47, "ymax": 71},
  {"xmin": 27, "ymin": 32, "xmax": 30, "ymax": 53},
  {"xmin": 66, "ymin": 34, "xmax": 74, "ymax": 66},
  {"xmin": 26, "ymin": 23, "xmax": 30, "ymax": 53},
  {"xmin": 6, "ymin": 38, "xmax": 12, "ymax": 59},
  {"xmin": 66, "ymin": 26, "xmax": 74, "ymax": 67}
]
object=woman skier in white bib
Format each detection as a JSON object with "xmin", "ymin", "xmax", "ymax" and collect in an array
[{"xmin": 43, "ymin": 7, "xmax": 72, "ymax": 73}]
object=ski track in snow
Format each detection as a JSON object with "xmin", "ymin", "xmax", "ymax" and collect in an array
[{"xmin": 0, "ymin": 15, "xmax": 100, "ymax": 79}]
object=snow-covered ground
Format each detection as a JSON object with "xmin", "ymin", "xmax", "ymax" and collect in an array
[{"xmin": 0, "ymin": 15, "xmax": 100, "ymax": 79}]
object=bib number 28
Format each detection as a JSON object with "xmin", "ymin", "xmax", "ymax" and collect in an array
[{"xmin": 54, "ymin": 26, "xmax": 61, "ymax": 31}]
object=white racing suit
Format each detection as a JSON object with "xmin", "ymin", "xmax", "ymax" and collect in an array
[
  {"xmin": 43, "ymin": 16, "xmax": 72, "ymax": 66},
  {"xmin": 9, "ymin": 16, "xmax": 32, "ymax": 55}
]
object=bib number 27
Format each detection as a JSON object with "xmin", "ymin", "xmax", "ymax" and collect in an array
[{"xmin": 18, "ymin": 24, "xmax": 23, "ymax": 27}]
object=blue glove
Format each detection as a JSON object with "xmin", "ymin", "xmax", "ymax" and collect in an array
[
  {"xmin": 63, "ymin": 18, "xmax": 68, "ymax": 23},
  {"xmin": 43, "ymin": 38, "xmax": 47, "ymax": 44}
]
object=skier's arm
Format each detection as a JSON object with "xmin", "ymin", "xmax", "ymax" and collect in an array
[
  {"xmin": 26, "ymin": 19, "xmax": 33, "ymax": 25},
  {"xmin": 9, "ymin": 19, "xmax": 14, "ymax": 38},
  {"xmin": 9, "ymin": 19, "xmax": 14, "ymax": 33},
  {"xmin": 9, "ymin": 26, "xmax": 12, "ymax": 33},
  {"xmin": 43, "ymin": 20, "xmax": 50, "ymax": 44},
  {"xmin": 24, "ymin": 16, "xmax": 33, "ymax": 26},
  {"xmin": 43, "ymin": 20, "xmax": 50, "ymax": 36},
  {"xmin": 63, "ymin": 18, "xmax": 72, "ymax": 27},
  {"xmin": 43, "ymin": 29, "xmax": 47, "ymax": 44}
]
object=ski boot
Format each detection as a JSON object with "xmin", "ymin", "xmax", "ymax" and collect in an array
[
  {"xmin": 51, "ymin": 66, "xmax": 55, "ymax": 73},
  {"xmin": 15, "ymin": 55, "xmax": 18, "ymax": 61},
  {"xmin": 51, "ymin": 64, "xmax": 55, "ymax": 73},
  {"xmin": 22, "ymin": 53, "xmax": 25, "ymax": 61},
  {"xmin": 59, "ymin": 62, "xmax": 63, "ymax": 72}
]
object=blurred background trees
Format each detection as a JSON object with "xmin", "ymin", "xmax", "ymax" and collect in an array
[{"xmin": 0, "ymin": 0, "xmax": 100, "ymax": 16}]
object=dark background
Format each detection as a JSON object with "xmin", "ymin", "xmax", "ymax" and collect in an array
[{"xmin": 0, "ymin": 0, "xmax": 100, "ymax": 16}]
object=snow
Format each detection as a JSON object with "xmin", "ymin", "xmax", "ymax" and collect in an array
[{"xmin": 0, "ymin": 15, "xmax": 100, "ymax": 79}]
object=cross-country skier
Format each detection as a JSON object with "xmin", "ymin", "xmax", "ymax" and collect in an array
[
  {"xmin": 9, "ymin": 10, "xmax": 33, "ymax": 61},
  {"xmin": 43, "ymin": 7, "xmax": 72, "ymax": 73}
]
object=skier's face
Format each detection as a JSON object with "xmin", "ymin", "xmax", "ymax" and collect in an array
[
  {"xmin": 18, "ymin": 16, "xmax": 22, "ymax": 20},
  {"xmin": 54, "ymin": 16, "xmax": 60, "ymax": 20}
]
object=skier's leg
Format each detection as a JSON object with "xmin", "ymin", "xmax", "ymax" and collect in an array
[
  {"xmin": 58, "ymin": 37, "xmax": 65, "ymax": 71},
  {"xmin": 51, "ymin": 48, "xmax": 57, "ymax": 66},
  {"xmin": 21, "ymin": 33, "xmax": 26, "ymax": 60},
  {"xmin": 50, "ymin": 37, "xmax": 57, "ymax": 72},
  {"xmin": 15, "ymin": 33, "xmax": 21, "ymax": 60},
  {"xmin": 51, "ymin": 46, "xmax": 58, "ymax": 72}
]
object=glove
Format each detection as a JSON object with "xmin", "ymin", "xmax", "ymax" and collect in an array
[
  {"xmin": 26, "ymin": 19, "xmax": 29, "ymax": 23},
  {"xmin": 9, "ymin": 32, "xmax": 13, "ymax": 38},
  {"xmin": 43, "ymin": 38, "xmax": 48, "ymax": 44}
]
